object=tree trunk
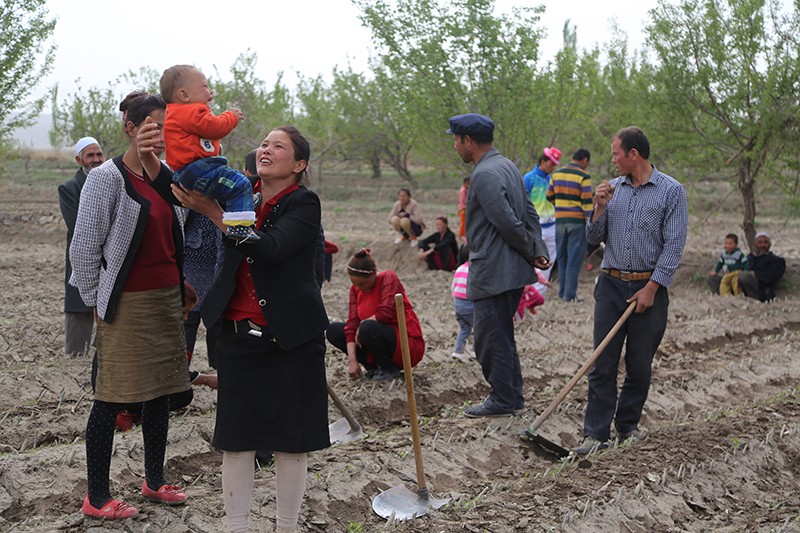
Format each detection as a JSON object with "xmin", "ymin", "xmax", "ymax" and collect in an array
[
  {"xmin": 369, "ymin": 150, "xmax": 382, "ymax": 180},
  {"xmin": 738, "ymin": 159, "xmax": 757, "ymax": 252}
]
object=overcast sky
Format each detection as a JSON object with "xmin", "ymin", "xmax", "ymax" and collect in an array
[{"xmin": 37, "ymin": 0, "xmax": 661, "ymax": 102}]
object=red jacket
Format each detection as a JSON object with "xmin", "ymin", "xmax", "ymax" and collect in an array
[
  {"xmin": 345, "ymin": 270, "xmax": 425, "ymax": 368},
  {"xmin": 164, "ymin": 102, "xmax": 239, "ymax": 170}
]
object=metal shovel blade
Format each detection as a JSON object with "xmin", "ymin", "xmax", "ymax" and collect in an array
[
  {"xmin": 328, "ymin": 417, "xmax": 365, "ymax": 445},
  {"xmin": 372, "ymin": 485, "xmax": 450, "ymax": 521}
]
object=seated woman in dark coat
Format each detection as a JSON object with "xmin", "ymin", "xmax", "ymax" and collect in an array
[{"xmin": 417, "ymin": 215, "xmax": 459, "ymax": 271}]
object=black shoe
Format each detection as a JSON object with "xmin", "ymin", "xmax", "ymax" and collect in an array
[
  {"xmin": 255, "ymin": 450, "xmax": 274, "ymax": 470},
  {"xmin": 370, "ymin": 368, "xmax": 403, "ymax": 381},
  {"xmin": 364, "ymin": 368, "xmax": 377, "ymax": 380},
  {"xmin": 463, "ymin": 402, "xmax": 515, "ymax": 418},
  {"xmin": 253, "ymin": 192, "xmax": 263, "ymax": 210},
  {"xmin": 226, "ymin": 225, "xmax": 260, "ymax": 244}
]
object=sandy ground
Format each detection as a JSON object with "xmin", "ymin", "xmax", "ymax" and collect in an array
[{"xmin": 0, "ymin": 177, "xmax": 799, "ymax": 533}]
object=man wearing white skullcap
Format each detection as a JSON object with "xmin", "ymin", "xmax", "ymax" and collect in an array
[
  {"xmin": 58, "ymin": 137, "xmax": 104, "ymax": 355},
  {"xmin": 738, "ymin": 231, "xmax": 786, "ymax": 302}
]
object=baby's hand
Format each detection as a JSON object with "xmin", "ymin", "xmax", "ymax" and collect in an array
[{"xmin": 228, "ymin": 107, "xmax": 245, "ymax": 121}]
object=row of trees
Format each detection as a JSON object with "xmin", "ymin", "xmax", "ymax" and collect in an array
[{"xmin": 3, "ymin": 0, "xmax": 799, "ymax": 249}]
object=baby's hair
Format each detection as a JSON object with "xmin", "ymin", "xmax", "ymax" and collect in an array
[
  {"xmin": 347, "ymin": 248, "xmax": 377, "ymax": 277},
  {"xmin": 725, "ymin": 233, "xmax": 738, "ymax": 244},
  {"xmin": 159, "ymin": 64, "xmax": 197, "ymax": 104}
]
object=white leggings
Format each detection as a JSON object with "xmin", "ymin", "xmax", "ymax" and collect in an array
[{"xmin": 222, "ymin": 450, "xmax": 308, "ymax": 532}]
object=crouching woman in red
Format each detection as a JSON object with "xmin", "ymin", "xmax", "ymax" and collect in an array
[{"xmin": 327, "ymin": 249, "xmax": 425, "ymax": 381}]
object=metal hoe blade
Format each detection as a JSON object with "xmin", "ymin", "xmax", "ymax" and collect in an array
[
  {"xmin": 372, "ymin": 485, "xmax": 449, "ymax": 521},
  {"xmin": 328, "ymin": 416, "xmax": 364, "ymax": 445}
]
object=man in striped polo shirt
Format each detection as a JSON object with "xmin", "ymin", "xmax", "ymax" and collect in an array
[{"xmin": 547, "ymin": 149, "xmax": 593, "ymax": 302}]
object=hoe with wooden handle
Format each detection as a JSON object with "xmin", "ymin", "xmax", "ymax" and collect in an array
[
  {"xmin": 371, "ymin": 294, "xmax": 450, "ymax": 521},
  {"xmin": 521, "ymin": 300, "xmax": 637, "ymax": 457}
]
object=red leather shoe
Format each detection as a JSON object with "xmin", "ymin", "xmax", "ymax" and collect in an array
[
  {"xmin": 81, "ymin": 496, "xmax": 139, "ymax": 519},
  {"xmin": 142, "ymin": 481, "xmax": 187, "ymax": 505},
  {"xmin": 115, "ymin": 410, "xmax": 141, "ymax": 432}
]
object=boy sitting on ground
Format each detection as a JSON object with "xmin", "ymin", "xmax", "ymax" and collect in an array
[{"xmin": 706, "ymin": 233, "xmax": 749, "ymax": 296}]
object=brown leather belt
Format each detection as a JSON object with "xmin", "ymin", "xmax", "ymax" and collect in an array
[{"xmin": 602, "ymin": 268, "xmax": 652, "ymax": 281}]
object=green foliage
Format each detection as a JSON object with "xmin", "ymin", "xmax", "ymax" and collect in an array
[
  {"xmin": 645, "ymin": 0, "xmax": 800, "ymax": 249},
  {"xmin": 0, "ymin": 0, "xmax": 55, "ymax": 176},
  {"xmin": 49, "ymin": 68, "xmax": 162, "ymax": 158},
  {"xmin": 353, "ymin": 0, "xmax": 548, "ymax": 173},
  {"xmin": 210, "ymin": 51, "xmax": 294, "ymax": 168},
  {"xmin": 0, "ymin": 0, "xmax": 56, "ymax": 148}
]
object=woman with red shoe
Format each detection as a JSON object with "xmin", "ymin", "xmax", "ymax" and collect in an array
[{"xmin": 70, "ymin": 91, "xmax": 193, "ymax": 519}]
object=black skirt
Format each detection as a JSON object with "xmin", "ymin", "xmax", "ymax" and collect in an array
[{"xmin": 212, "ymin": 322, "xmax": 330, "ymax": 453}]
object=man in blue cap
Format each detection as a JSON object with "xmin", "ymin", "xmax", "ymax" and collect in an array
[{"xmin": 448, "ymin": 114, "xmax": 551, "ymax": 417}]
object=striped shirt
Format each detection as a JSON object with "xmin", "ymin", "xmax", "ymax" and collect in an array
[
  {"xmin": 547, "ymin": 163, "xmax": 593, "ymax": 223},
  {"xmin": 451, "ymin": 262, "xmax": 469, "ymax": 300},
  {"xmin": 586, "ymin": 167, "xmax": 688, "ymax": 287}
]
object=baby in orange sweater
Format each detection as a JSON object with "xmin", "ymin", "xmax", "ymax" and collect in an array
[{"xmin": 160, "ymin": 65, "xmax": 259, "ymax": 244}]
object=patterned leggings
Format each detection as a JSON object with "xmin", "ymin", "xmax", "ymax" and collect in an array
[{"xmin": 85, "ymin": 396, "xmax": 169, "ymax": 508}]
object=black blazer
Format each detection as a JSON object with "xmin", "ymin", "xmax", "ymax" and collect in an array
[{"xmin": 202, "ymin": 186, "xmax": 329, "ymax": 350}]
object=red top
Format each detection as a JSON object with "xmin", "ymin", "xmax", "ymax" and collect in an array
[
  {"xmin": 122, "ymin": 165, "xmax": 180, "ymax": 292},
  {"xmin": 164, "ymin": 102, "xmax": 239, "ymax": 170},
  {"xmin": 345, "ymin": 270, "xmax": 425, "ymax": 368},
  {"xmin": 223, "ymin": 181, "xmax": 300, "ymax": 326}
]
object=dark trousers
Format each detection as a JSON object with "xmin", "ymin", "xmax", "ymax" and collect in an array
[
  {"xmin": 583, "ymin": 274, "xmax": 669, "ymax": 441},
  {"xmin": 184, "ymin": 310, "xmax": 221, "ymax": 369},
  {"xmin": 473, "ymin": 287, "xmax": 524, "ymax": 411},
  {"xmin": 326, "ymin": 320, "xmax": 398, "ymax": 370}
]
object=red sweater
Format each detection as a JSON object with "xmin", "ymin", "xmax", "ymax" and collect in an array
[
  {"xmin": 345, "ymin": 271, "xmax": 425, "ymax": 368},
  {"xmin": 164, "ymin": 102, "xmax": 239, "ymax": 170}
]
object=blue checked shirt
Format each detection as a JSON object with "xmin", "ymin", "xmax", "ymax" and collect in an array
[{"xmin": 586, "ymin": 167, "xmax": 688, "ymax": 287}]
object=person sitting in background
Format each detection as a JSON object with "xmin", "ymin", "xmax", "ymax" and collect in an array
[
  {"xmin": 327, "ymin": 249, "xmax": 425, "ymax": 381},
  {"xmin": 417, "ymin": 215, "xmax": 459, "ymax": 271},
  {"xmin": 706, "ymin": 233, "xmax": 749, "ymax": 296},
  {"xmin": 388, "ymin": 188, "xmax": 425, "ymax": 245},
  {"xmin": 739, "ymin": 232, "xmax": 786, "ymax": 302}
]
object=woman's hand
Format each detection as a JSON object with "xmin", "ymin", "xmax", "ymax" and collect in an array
[
  {"xmin": 171, "ymin": 184, "xmax": 226, "ymax": 231},
  {"xmin": 136, "ymin": 117, "xmax": 164, "ymax": 179},
  {"xmin": 348, "ymin": 359, "xmax": 364, "ymax": 379}
]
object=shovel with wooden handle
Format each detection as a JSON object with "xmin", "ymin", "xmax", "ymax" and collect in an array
[
  {"xmin": 371, "ymin": 294, "xmax": 450, "ymax": 521},
  {"xmin": 327, "ymin": 383, "xmax": 365, "ymax": 445},
  {"xmin": 521, "ymin": 300, "xmax": 637, "ymax": 457}
]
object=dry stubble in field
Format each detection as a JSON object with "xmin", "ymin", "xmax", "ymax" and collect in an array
[{"xmin": 0, "ymin": 168, "xmax": 798, "ymax": 532}]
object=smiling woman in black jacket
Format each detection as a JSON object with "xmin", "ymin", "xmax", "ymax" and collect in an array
[{"xmin": 170, "ymin": 126, "xmax": 329, "ymax": 533}]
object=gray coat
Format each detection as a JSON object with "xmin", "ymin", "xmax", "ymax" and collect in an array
[
  {"xmin": 58, "ymin": 168, "xmax": 92, "ymax": 313},
  {"xmin": 466, "ymin": 148, "xmax": 548, "ymax": 300}
]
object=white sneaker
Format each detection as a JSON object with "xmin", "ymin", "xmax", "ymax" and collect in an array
[
  {"xmin": 410, "ymin": 239, "xmax": 418, "ymax": 248},
  {"xmin": 451, "ymin": 352, "xmax": 470, "ymax": 362},
  {"xmin": 394, "ymin": 236, "xmax": 404, "ymax": 245}
]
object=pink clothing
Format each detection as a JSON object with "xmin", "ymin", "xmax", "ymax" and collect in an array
[
  {"xmin": 457, "ymin": 185, "xmax": 468, "ymax": 211},
  {"xmin": 515, "ymin": 285, "xmax": 545, "ymax": 321},
  {"xmin": 451, "ymin": 262, "xmax": 469, "ymax": 300}
]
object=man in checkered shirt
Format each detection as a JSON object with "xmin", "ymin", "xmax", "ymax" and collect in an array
[{"xmin": 576, "ymin": 126, "xmax": 688, "ymax": 455}]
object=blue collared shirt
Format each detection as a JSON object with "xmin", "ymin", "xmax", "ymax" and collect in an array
[{"xmin": 586, "ymin": 166, "xmax": 688, "ymax": 287}]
